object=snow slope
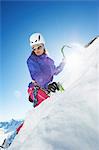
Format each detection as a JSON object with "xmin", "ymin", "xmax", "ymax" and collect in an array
[{"xmin": 9, "ymin": 37, "xmax": 99, "ymax": 150}]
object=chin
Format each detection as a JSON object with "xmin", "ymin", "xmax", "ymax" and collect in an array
[{"xmin": 36, "ymin": 53, "xmax": 42, "ymax": 56}]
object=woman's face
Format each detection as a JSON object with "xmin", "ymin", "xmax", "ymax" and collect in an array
[{"xmin": 33, "ymin": 44, "xmax": 44, "ymax": 56}]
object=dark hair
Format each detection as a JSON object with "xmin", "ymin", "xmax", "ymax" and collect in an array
[{"xmin": 31, "ymin": 49, "xmax": 46, "ymax": 56}]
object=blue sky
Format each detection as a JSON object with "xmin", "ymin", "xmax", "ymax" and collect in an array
[{"xmin": 0, "ymin": 0, "xmax": 99, "ymax": 121}]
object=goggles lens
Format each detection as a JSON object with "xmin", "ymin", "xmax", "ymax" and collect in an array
[{"xmin": 33, "ymin": 45, "xmax": 44, "ymax": 51}]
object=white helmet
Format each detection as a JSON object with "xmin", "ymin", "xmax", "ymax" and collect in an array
[{"xmin": 29, "ymin": 33, "xmax": 45, "ymax": 47}]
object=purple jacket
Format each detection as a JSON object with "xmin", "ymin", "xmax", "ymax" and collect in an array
[{"xmin": 27, "ymin": 53, "xmax": 65, "ymax": 89}]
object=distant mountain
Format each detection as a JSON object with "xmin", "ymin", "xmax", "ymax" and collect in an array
[{"xmin": 0, "ymin": 119, "xmax": 23, "ymax": 133}]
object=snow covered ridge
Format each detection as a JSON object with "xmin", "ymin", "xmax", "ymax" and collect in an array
[
  {"xmin": 85, "ymin": 36, "xmax": 99, "ymax": 48},
  {"xmin": 0, "ymin": 119, "xmax": 23, "ymax": 133},
  {"xmin": 9, "ymin": 37, "xmax": 99, "ymax": 150},
  {"xmin": 0, "ymin": 119, "xmax": 23, "ymax": 147}
]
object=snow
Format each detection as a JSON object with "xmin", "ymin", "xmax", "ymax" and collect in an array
[
  {"xmin": 9, "ymin": 37, "xmax": 99, "ymax": 150},
  {"xmin": 0, "ymin": 130, "xmax": 13, "ymax": 146}
]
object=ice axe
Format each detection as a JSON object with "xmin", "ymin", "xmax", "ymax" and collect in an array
[{"xmin": 61, "ymin": 44, "xmax": 71, "ymax": 58}]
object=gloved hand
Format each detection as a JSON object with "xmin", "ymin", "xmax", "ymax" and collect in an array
[
  {"xmin": 32, "ymin": 80, "xmax": 37, "ymax": 85},
  {"xmin": 32, "ymin": 80, "xmax": 40, "ymax": 88},
  {"xmin": 48, "ymin": 82, "xmax": 59, "ymax": 93},
  {"xmin": 62, "ymin": 57, "xmax": 66, "ymax": 65}
]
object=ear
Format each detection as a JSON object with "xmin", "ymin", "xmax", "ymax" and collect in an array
[{"xmin": 38, "ymin": 35, "xmax": 40, "ymax": 41}]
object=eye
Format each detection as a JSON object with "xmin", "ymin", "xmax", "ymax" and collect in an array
[{"xmin": 35, "ymin": 40, "xmax": 37, "ymax": 42}]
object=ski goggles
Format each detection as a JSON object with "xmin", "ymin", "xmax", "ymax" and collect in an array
[{"xmin": 32, "ymin": 44, "xmax": 44, "ymax": 51}]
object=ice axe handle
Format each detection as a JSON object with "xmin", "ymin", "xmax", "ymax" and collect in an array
[{"xmin": 61, "ymin": 45, "xmax": 66, "ymax": 58}]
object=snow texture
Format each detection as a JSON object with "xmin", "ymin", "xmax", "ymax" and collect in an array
[{"xmin": 9, "ymin": 37, "xmax": 99, "ymax": 150}]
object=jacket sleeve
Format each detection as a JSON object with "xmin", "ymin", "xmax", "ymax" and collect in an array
[
  {"xmin": 27, "ymin": 57, "xmax": 37, "ymax": 80},
  {"xmin": 54, "ymin": 58, "xmax": 66, "ymax": 75}
]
